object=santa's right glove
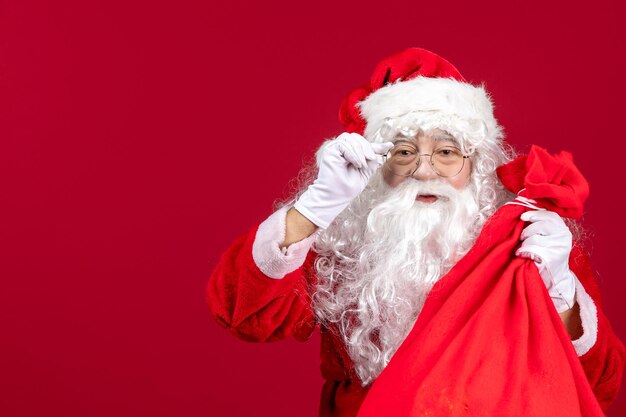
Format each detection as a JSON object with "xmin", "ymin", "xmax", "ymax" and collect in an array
[
  {"xmin": 293, "ymin": 133, "xmax": 393, "ymax": 229},
  {"xmin": 516, "ymin": 210, "xmax": 577, "ymax": 313}
]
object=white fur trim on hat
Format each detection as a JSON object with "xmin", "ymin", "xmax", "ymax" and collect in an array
[{"xmin": 359, "ymin": 77, "xmax": 502, "ymax": 151}]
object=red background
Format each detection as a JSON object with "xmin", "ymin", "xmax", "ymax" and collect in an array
[{"xmin": 1, "ymin": 1, "xmax": 625, "ymax": 416}]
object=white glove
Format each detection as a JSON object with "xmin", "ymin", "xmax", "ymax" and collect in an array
[
  {"xmin": 294, "ymin": 132, "xmax": 393, "ymax": 229},
  {"xmin": 516, "ymin": 210, "xmax": 576, "ymax": 313}
]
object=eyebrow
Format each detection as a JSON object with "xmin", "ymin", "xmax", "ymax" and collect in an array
[
  {"xmin": 432, "ymin": 132, "xmax": 456, "ymax": 141},
  {"xmin": 392, "ymin": 132, "xmax": 458, "ymax": 145},
  {"xmin": 391, "ymin": 138, "xmax": 416, "ymax": 146}
]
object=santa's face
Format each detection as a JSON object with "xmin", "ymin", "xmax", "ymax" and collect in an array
[{"xmin": 382, "ymin": 129, "xmax": 472, "ymax": 194}]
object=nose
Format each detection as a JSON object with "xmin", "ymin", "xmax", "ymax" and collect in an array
[{"xmin": 411, "ymin": 154, "xmax": 438, "ymax": 180}]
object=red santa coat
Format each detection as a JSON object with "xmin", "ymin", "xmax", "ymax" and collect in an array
[{"xmin": 207, "ymin": 210, "xmax": 625, "ymax": 417}]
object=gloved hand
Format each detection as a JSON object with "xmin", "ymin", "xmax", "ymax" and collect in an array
[
  {"xmin": 294, "ymin": 132, "xmax": 393, "ymax": 229},
  {"xmin": 516, "ymin": 210, "xmax": 576, "ymax": 313}
]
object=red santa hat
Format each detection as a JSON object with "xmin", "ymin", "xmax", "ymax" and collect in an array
[{"xmin": 339, "ymin": 48, "xmax": 503, "ymax": 151}]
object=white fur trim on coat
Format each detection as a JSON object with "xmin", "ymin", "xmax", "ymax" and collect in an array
[
  {"xmin": 359, "ymin": 77, "xmax": 502, "ymax": 150},
  {"xmin": 571, "ymin": 275, "xmax": 598, "ymax": 356},
  {"xmin": 252, "ymin": 206, "xmax": 318, "ymax": 279}
]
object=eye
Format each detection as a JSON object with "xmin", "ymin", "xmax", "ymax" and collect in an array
[
  {"xmin": 391, "ymin": 144, "xmax": 417, "ymax": 157},
  {"xmin": 435, "ymin": 147, "xmax": 462, "ymax": 158}
]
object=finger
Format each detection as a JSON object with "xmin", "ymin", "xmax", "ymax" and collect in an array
[
  {"xmin": 518, "ymin": 233, "xmax": 549, "ymax": 248},
  {"xmin": 354, "ymin": 136, "xmax": 378, "ymax": 163},
  {"xmin": 520, "ymin": 210, "xmax": 562, "ymax": 225},
  {"xmin": 520, "ymin": 210, "xmax": 542, "ymax": 222},
  {"xmin": 371, "ymin": 142, "xmax": 394, "ymax": 155},
  {"xmin": 339, "ymin": 133, "xmax": 379, "ymax": 166},
  {"xmin": 520, "ymin": 211, "xmax": 571, "ymax": 241},
  {"xmin": 337, "ymin": 141, "xmax": 367, "ymax": 169},
  {"xmin": 365, "ymin": 155, "xmax": 385, "ymax": 171},
  {"xmin": 515, "ymin": 249, "xmax": 544, "ymax": 264},
  {"xmin": 520, "ymin": 221, "xmax": 550, "ymax": 241},
  {"xmin": 521, "ymin": 223, "xmax": 571, "ymax": 242}
]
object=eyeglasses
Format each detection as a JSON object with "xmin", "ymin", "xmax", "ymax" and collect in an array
[{"xmin": 384, "ymin": 142, "xmax": 470, "ymax": 178}]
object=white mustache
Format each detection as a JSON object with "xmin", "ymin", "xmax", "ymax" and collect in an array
[{"xmin": 395, "ymin": 179, "xmax": 459, "ymax": 201}]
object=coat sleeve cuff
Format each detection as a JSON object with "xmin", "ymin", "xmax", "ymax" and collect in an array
[
  {"xmin": 252, "ymin": 206, "xmax": 318, "ymax": 279},
  {"xmin": 571, "ymin": 275, "xmax": 598, "ymax": 357}
]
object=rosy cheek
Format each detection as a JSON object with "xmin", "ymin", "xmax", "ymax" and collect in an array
[
  {"xmin": 449, "ymin": 178, "xmax": 465, "ymax": 190},
  {"xmin": 449, "ymin": 163, "xmax": 472, "ymax": 189},
  {"xmin": 383, "ymin": 168, "xmax": 406, "ymax": 188}
]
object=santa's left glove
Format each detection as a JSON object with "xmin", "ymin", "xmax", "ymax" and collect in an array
[{"xmin": 516, "ymin": 210, "xmax": 576, "ymax": 313}]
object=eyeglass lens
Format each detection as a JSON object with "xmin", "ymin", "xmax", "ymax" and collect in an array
[{"xmin": 385, "ymin": 144, "xmax": 465, "ymax": 177}]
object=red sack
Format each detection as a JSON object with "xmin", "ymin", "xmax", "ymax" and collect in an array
[{"xmin": 357, "ymin": 146, "xmax": 602, "ymax": 417}]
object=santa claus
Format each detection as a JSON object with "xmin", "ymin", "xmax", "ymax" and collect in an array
[{"xmin": 207, "ymin": 48, "xmax": 625, "ymax": 416}]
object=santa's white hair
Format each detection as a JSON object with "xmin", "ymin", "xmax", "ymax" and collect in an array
[
  {"xmin": 276, "ymin": 71, "xmax": 516, "ymax": 383},
  {"xmin": 306, "ymin": 117, "xmax": 514, "ymax": 385}
]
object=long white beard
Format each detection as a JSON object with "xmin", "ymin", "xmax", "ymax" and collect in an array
[{"xmin": 312, "ymin": 173, "xmax": 482, "ymax": 385}]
